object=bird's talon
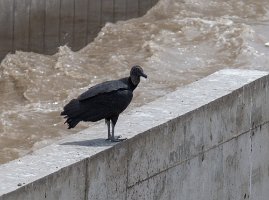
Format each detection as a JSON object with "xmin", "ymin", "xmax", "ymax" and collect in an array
[{"xmin": 110, "ymin": 137, "xmax": 127, "ymax": 142}]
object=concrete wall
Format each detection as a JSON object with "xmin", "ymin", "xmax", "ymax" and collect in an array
[
  {"xmin": 0, "ymin": 69, "xmax": 269, "ymax": 200},
  {"xmin": 0, "ymin": 0, "xmax": 159, "ymax": 60}
]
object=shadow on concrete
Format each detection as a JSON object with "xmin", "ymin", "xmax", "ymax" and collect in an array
[{"xmin": 60, "ymin": 138, "xmax": 114, "ymax": 147}]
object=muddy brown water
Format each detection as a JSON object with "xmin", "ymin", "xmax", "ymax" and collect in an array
[{"xmin": 1, "ymin": 0, "xmax": 269, "ymax": 164}]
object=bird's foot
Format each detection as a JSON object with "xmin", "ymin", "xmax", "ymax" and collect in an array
[
  {"xmin": 107, "ymin": 135, "xmax": 127, "ymax": 142},
  {"xmin": 110, "ymin": 137, "xmax": 127, "ymax": 142}
]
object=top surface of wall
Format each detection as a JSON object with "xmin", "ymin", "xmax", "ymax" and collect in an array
[{"xmin": 0, "ymin": 69, "xmax": 268, "ymax": 198}]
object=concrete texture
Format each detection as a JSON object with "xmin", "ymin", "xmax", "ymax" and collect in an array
[
  {"xmin": 0, "ymin": 69, "xmax": 269, "ymax": 200},
  {"xmin": 0, "ymin": 0, "xmax": 159, "ymax": 60}
]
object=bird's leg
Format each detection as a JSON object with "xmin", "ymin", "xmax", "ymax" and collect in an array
[
  {"xmin": 110, "ymin": 116, "xmax": 127, "ymax": 142},
  {"xmin": 105, "ymin": 119, "xmax": 111, "ymax": 140}
]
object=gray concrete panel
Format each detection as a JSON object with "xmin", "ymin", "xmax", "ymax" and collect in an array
[
  {"xmin": 0, "ymin": 160, "xmax": 87, "ymax": 200},
  {"xmin": 73, "ymin": 0, "xmax": 88, "ymax": 51},
  {"xmin": 13, "ymin": 0, "xmax": 31, "ymax": 52},
  {"xmin": 250, "ymin": 123, "xmax": 269, "ymax": 200},
  {"xmin": 59, "ymin": 0, "xmax": 74, "ymax": 46},
  {"xmin": 0, "ymin": 0, "xmax": 13, "ymax": 55},
  {"xmin": 29, "ymin": 0, "xmax": 46, "ymax": 53},
  {"xmin": 126, "ymin": 0, "xmax": 139, "ymax": 19},
  {"xmin": 44, "ymin": 0, "xmax": 61, "ymax": 54},
  {"xmin": 87, "ymin": 0, "xmax": 102, "ymax": 41},
  {"xmin": 101, "ymin": 0, "xmax": 115, "ymax": 25},
  {"xmin": 87, "ymin": 143, "xmax": 129, "ymax": 200},
  {"xmin": 114, "ymin": 0, "xmax": 127, "ymax": 22}
]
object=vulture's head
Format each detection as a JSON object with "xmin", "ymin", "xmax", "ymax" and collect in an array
[{"xmin": 130, "ymin": 65, "xmax": 147, "ymax": 85}]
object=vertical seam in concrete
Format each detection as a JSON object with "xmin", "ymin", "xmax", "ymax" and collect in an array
[
  {"xmin": 28, "ymin": 0, "xmax": 32, "ymax": 51},
  {"xmin": 138, "ymin": 0, "xmax": 140, "ymax": 17},
  {"xmin": 249, "ymin": 95, "xmax": 253, "ymax": 198},
  {"xmin": 86, "ymin": 0, "xmax": 90, "ymax": 44},
  {"xmin": 125, "ymin": 0, "xmax": 127, "ymax": 20},
  {"xmin": 43, "ymin": 0, "xmax": 46, "ymax": 53},
  {"xmin": 112, "ymin": 0, "xmax": 115, "ymax": 22},
  {"xmin": 12, "ymin": 0, "xmax": 15, "ymax": 53},
  {"xmin": 58, "ymin": 0, "xmax": 62, "ymax": 45},
  {"xmin": 72, "ymin": 0, "xmax": 75, "ymax": 48},
  {"xmin": 84, "ymin": 158, "xmax": 89, "ymax": 200},
  {"xmin": 125, "ymin": 142, "xmax": 130, "ymax": 200},
  {"xmin": 100, "ymin": 0, "xmax": 103, "ymax": 27},
  {"xmin": 249, "ymin": 132, "xmax": 253, "ymax": 198}
]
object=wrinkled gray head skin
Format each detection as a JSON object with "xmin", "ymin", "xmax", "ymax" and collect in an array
[{"xmin": 130, "ymin": 65, "xmax": 147, "ymax": 85}]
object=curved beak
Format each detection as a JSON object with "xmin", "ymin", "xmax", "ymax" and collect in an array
[{"xmin": 141, "ymin": 72, "xmax": 147, "ymax": 79}]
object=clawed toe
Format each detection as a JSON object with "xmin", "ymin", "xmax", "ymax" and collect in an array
[
  {"xmin": 110, "ymin": 138, "xmax": 127, "ymax": 142},
  {"xmin": 106, "ymin": 136, "xmax": 127, "ymax": 142}
]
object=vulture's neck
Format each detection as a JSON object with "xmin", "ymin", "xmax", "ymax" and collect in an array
[{"xmin": 128, "ymin": 77, "xmax": 139, "ymax": 91}]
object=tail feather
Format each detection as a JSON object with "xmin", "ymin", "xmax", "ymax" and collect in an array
[
  {"xmin": 61, "ymin": 99, "xmax": 80, "ymax": 116},
  {"xmin": 61, "ymin": 99, "xmax": 82, "ymax": 128},
  {"xmin": 65, "ymin": 117, "xmax": 80, "ymax": 129}
]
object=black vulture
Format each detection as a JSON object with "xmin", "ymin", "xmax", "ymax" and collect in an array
[{"xmin": 61, "ymin": 65, "xmax": 147, "ymax": 142}]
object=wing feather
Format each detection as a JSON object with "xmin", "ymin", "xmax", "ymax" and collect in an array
[{"xmin": 78, "ymin": 78, "xmax": 128, "ymax": 101}]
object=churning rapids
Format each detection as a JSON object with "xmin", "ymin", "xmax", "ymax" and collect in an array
[{"xmin": 1, "ymin": 0, "xmax": 269, "ymax": 164}]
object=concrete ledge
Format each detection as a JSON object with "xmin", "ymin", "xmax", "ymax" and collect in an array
[{"xmin": 0, "ymin": 69, "xmax": 269, "ymax": 199}]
